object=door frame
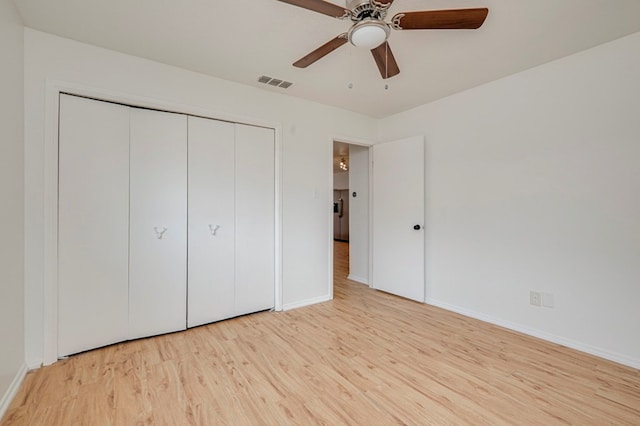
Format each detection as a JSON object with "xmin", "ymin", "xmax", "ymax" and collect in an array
[
  {"xmin": 42, "ymin": 80, "xmax": 284, "ymax": 365},
  {"xmin": 329, "ymin": 137, "xmax": 375, "ymax": 301}
]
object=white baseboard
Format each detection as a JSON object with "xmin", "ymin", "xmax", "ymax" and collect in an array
[
  {"xmin": 283, "ymin": 294, "xmax": 332, "ymax": 311},
  {"xmin": 0, "ymin": 362, "xmax": 28, "ymax": 421},
  {"xmin": 426, "ymin": 298, "xmax": 640, "ymax": 370},
  {"xmin": 347, "ymin": 274, "xmax": 369, "ymax": 285}
]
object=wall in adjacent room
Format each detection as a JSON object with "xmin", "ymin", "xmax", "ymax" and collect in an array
[
  {"xmin": 24, "ymin": 29, "xmax": 376, "ymax": 367},
  {"xmin": 333, "ymin": 171, "xmax": 349, "ymax": 190},
  {"xmin": 0, "ymin": 0, "xmax": 26, "ymax": 418},
  {"xmin": 378, "ymin": 32, "xmax": 640, "ymax": 368}
]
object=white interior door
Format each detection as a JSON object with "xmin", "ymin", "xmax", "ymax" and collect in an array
[
  {"xmin": 235, "ymin": 124, "xmax": 275, "ymax": 315},
  {"xmin": 372, "ymin": 136, "xmax": 425, "ymax": 302},
  {"xmin": 129, "ymin": 109, "xmax": 187, "ymax": 339},
  {"xmin": 187, "ymin": 116, "xmax": 236, "ymax": 327},
  {"xmin": 58, "ymin": 94, "xmax": 130, "ymax": 356}
]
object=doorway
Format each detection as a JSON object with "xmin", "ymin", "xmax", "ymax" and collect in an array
[{"xmin": 332, "ymin": 140, "xmax": 370, "ymax": 293}]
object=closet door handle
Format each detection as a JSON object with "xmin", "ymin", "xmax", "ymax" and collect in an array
[
  {"xmin": 154, "ymin": 227, "xmax": 168, "ymax": 239},
  {"xmin": 209, "ymin": 224, "xmax": 220, "ymax": 236}
]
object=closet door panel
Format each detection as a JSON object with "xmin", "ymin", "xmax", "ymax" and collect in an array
[
  {"xmin": 129, "ymin": 109, "xmax": 187, "ymax": 339},
  {"xmin": 58, "ymin": 95, "xmax": 130, "ymax": 356},
  {"xmin": 235, "ymin": 124, "xmax": 275, "ymax": 315},
  {"xmin": 187, "ymin": 117, "xmax": 236, "ymax": 327}
]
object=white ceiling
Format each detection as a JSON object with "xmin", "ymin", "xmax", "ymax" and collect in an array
[{"xmin": 13, "ymin": 0, "xmax": 640, "ymax": 118}]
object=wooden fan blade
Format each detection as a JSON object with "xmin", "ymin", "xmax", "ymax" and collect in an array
[
  {"xmin": 293, "ymin": 34, "xmax": 348, "ymax": 68},
  {"xmin": 392, "ymin": 8, "xmax": 489, "ymax": 30},
  {"xmin": 277, "ymin": 0, "xmax": 350, "ymax": 18},
  {"xmin": 371, "ymin": 42, "xmax": 400, "ymax": 79}
]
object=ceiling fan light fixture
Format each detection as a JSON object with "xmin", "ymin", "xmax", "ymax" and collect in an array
[{"xmin": 348, "ymin": 19, "xmax": 390, "ymax": 49}]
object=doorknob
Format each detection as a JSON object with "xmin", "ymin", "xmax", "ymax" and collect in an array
[{"xmin": 413, "ymin": 224, "xmax": 421, "ymax": 230}]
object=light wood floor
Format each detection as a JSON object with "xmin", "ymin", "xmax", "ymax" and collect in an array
[{"xmin": 3, "ymin": 242, "xmax": 640, "ymax": 425}]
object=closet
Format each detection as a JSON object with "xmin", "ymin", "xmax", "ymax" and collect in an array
[
  {"xmin": 187, "ymin": 117, "xmax": 275, "ymax": 328},
  {"xmin": 57, "ymin": 94, "xmax": 275, "ymax": 357}
]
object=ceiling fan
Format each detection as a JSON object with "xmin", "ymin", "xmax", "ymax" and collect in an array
[{"xmin": 277, "ymin": 0, "xmax": 489, "ymax": 79}]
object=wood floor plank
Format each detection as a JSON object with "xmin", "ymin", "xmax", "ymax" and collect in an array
[{"xmin": 3, "ymin": 241, "xmax": 640, "ymax": 424}]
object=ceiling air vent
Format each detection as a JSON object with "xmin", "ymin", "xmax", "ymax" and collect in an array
[{"xmin": 257, "ymin": 75, "xmax": 294, "ymax": 89}]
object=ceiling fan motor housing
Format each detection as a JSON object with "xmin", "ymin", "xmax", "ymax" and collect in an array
[{"xmin": 347, "ymin": 0, "xmax": 391, "ymax": 22}]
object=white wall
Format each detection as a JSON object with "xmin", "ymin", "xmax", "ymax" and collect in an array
[
  {"xmin": 24, "ymin": 29, "xmax": 377, "ymax": 366},
  {"xmin": 348, "ymin": 145, "xmax": 369, "ymax": 284},
  {"xmin": 378, "ymin": 32, "xmax": 640, "ymax": 368},
  {"xmin": 0, "ymin": 0, "xmax": 26, "ymax": 417}
]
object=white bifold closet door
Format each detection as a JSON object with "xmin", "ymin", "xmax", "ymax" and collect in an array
[
  {"xmin": 187, "ymin": 117, "xmax": 236, "ymax": 328},
  {"xmin": 235, "ymin": 124, "xmax": 275, "ymax": 316},
  {"xmin": 187, "ymin": 119, "xmax": 275, "ymax": 327},
  {"xmin": 59, "ymin": 95, "xmax": 273, "ymax": 353},
  {"xmin": 129, "ymin": 108, "xmax": 188, "ymax": 339},
  {"xmin": 58, "ymin": 94, "xmax": 130, "ymax": 357}
]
